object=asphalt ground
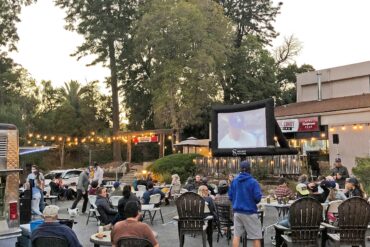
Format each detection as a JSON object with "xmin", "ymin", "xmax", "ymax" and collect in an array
[{"xmin": 1, "ymin": 199, "xmax": 370, "ymax": 247}]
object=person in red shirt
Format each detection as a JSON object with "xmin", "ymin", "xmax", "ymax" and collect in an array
[
  {"xmin": 274, "ymin": 178, "xmax": 294, "ymax": 199},
  {"xmin": 111, "ymin": 201, "xmax": 159, "ymax": 247}
]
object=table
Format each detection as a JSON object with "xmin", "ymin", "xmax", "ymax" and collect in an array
[
  {"xmin": 90, "ymin": 231, "xmax": 111, "ymax": 247},
  {"xmin": 261, "ymin": 201, "xmax": 293, "ymax": 220},
  {"xmin": 44, "ymin": 195, "xmax": 58, "ymax": 205},
  {"xmin": 90, "ymin": 230, "xmax": 158, "ymax": 247}
]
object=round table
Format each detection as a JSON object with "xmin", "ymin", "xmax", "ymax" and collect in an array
[
  {"xmin": 44, "ymin": 195, "xmax": 58, "ymax": 205},
  {"xmin": 90, "ymin": 231, "xmax": 111, "ymax": 247},
  {"xmin": 90, "ymin": 230, "xmax": 158, "ymax": 247}
]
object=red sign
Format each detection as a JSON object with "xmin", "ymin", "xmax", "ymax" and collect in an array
[
  {"xmin": 278, "ymin": 117, "xmax": 319, "ymax": 133},
  {"xmin": 133, "ymin": 136, "xmax": 158, "ymax": 143},
  {"xmin": 298, "ymin": 117, "xmax": 319, "ymax": 132}
]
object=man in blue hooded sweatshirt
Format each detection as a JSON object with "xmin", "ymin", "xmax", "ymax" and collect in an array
[{"xmin": 228, "ymin": 161, "xmax": 262, "ymax": 247}]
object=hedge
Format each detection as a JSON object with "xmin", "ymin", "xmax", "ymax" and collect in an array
[{"xmin": 148, "ymin": 153, "xmax": 202, "ymax": 183}]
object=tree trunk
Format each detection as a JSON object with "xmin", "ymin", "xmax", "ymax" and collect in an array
[
  {"xmin": 59, "ymin": 140, "xmax": 65, "ymax": 168},
  {"xmin": 108, "ymin": 38, "xmax": 122, "ymax": 162}
]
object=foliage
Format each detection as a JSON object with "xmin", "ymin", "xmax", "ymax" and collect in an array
[
  {"xmin": 149, "ymin": 153, "xmax": 202, "ymax": 183},
  {"xmin": 220, "ymin": 35, "xmax": 278, "ymax": 104},
  {"xmin": 132, "ymin": 0, "xmax": 232, "ymax": 131},
  {"xmin": 215, "ymin": 0, "xmax": 282, "ymax": 47},
  {"xmin": 275, "ymin": 63, "xmax": 315, "ymax": 105},
  {"xmin": 352, "ymin": 157, "xmax": 370, "ymax": 194},
  {"xmin": 0, "ymin": 54, "xmax": 39, "ymax": 137},
  {"xmin": 54, "ymin": 0, "xmax": 144, "ymax": 161},
  {"xmin": 0, "ymin": 0, "xmax": 35, "ymax": 51}
]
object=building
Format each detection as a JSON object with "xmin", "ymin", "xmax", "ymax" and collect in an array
[{"xmin": 275, "ymin": 61, "xmax": 370, "ymax": 173}]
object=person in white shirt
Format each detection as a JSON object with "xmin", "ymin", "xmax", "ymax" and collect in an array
[
  {"xmin": 93, "ymin": 162, "xmax": 104, "ymax": 186},
  {"xmin": 219, "ymin": 115, "xmax": 257, "ymax": 149}
]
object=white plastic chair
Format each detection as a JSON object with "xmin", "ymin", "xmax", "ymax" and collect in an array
[
  {"xmin": 86, "ymin": 195, "xmax": 100, "ymax": 225},
  {"xmin": 137, "ymin": 185, "xmax": 147, "ymax": 191},
  {"xmin": 110, "ymin": 196, "xmax": 123, "ymax": 207},
  {"xmin": 142, "ymin": 193, "xmax": 164, "ymax": 224}
]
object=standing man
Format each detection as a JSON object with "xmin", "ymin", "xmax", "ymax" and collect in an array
[
  {"xmin": 331, "ymin": 158, "xmax": 349, "ymax": 189},
  {"xmin": 228, "ymin": 161, "xmax": 262, "ymax": 247},
  {"xmin": 27, "ymin": 165, "xmax": 45, "ymax": 190},
  {"xmin": 93, "ymin": 162, "xmax": 104, "ymax": 186},
  {"xmin": 71, "ymin": 167, "xmax": 90, "ymax": 214}
]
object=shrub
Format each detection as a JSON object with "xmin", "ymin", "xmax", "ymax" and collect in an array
[
  {"xmin": 352, "ymin": 157, "xmax": 370, "ymax": 194},
  {"xmin": 148, "ymin": 153, "xmax": 202, "ymax": 183}
]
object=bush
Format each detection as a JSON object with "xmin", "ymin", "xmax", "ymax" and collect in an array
[
  {"xmin": 352, "ymin": 157, "xmax": 370, "ymax": 194},
  {"xmin": 148, "ymin": 153, "xmax": 202, "ymax": 183}
]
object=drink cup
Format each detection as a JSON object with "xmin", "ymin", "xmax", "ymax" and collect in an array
[{"xmin": 267, "ymin": 196, "xmax": 271, "ymax": 204}]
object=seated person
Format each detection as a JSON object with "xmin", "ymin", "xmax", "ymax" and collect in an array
[
  {"xmin": 31, "ymin": 205, "xmax": 82, "ymax": 247},
  {"xmin": 307, "ymin": 181, "xmax": 330, "ymax": 203},
  {"xmin": 198, "ymin": 185, "xmax": 216, "ymax": 216},
  {"xmin": 111, "ymin": 201, "xmax": 159, "ymax": 247},
  {"xmin": 95, "ymin": 187, "xmax": 118, "ymax": 225},
  {"xmin": 296, "ymin": 183, "xmax": 310, "ymax": 198},
  {"xmin": 113, "ymin": 185, "xmax": 141, "ymax": 224},
  {"xmin": 214, "ymin": 180, "xmax": 231, "ymax": 206},
  {"xmin": 297, "ymin": 174, "xmax": 309, "ymax": 185},
  {"xmin": 345, "ymin": 177, "xmax": 366, "ymax": 198},
  {"xmin": 49, "ymin": 174, "xmax": 68, "ymax": 200},
  {"xmin": 183, "ymin": 177, "xmax": 196, "ymax": 192},
  {"xmin": 142, "ymin": 182, "xmax": 165, "ymax": 205},
  {"xmin": 201, "ymin": 177, "xmax": 215, "ymax": 196},
  {"xmin": 274, "ymin": 178, "xmax": 294, "ymax": 199},
  {"xmin": 110, "ymin": 181, "xmax": 123, "ymax": 196},
  {"xmin": 88, "ymin": 180, "xmax": 99, "ymax": 195}
]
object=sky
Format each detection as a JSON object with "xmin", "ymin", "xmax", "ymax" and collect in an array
[{"xmin": 9, "ymin": 0, "xmax": 370, "ymax": 89}]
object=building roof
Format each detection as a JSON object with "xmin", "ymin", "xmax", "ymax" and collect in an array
[
  {"xmin": 174, "ymin": 137, "xmax": 209, "ymax": 147},
  {"xmin": 275, "ymin": 93, "xmax": 370, "ymax": 118}
]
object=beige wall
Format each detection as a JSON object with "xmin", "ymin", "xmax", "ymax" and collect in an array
[
  {"xmin": 297, "ymin": 61, "xmax": 370, "ymax": 102},
  {"xmin": 328, "ymin": 124, "xmax": 370, "ymax": 173}
]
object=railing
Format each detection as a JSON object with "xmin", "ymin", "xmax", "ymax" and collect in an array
[{"xmin": 194, "ymin": 155, "xmax": 302, "ymax": 178}]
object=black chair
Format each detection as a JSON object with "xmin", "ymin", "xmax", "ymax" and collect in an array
[
  {"xmin": 32, "ymin": 236, "xmax": 68, "ymax": 247},
  {"xmin": 117, "ymin": 237, "xmax": 153, "ymax": 247},
  {"xmin": 280, "ymin": 197, "xmax": 323, "ymax": 247},
  {"xmin": 322, "ymin": 197, "xmax": 370, "ymax": 247},
  {"xmin": 176, "ymin": 192, "xmax": 213, "ymax": 247},
  {"xmin": 215, "ymin": 203, "xmax": 233, "ymax": 244}
]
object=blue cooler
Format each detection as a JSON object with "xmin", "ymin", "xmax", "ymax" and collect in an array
[{"xmin": 30, "ymin": 219, "xmax": 44, "ymax": 232}]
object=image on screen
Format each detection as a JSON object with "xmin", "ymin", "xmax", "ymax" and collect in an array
[{"xmin": 217, "ymin": 108, "xmax": 267, "ymax": 149}]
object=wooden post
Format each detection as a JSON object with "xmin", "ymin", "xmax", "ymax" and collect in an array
[
  {"xmin": 127, "ymin": 135, "xmax": 132, "ymax": 162},
  {"xmin": 159, "ymin": 134, "xmax": 165, "ymax": 158}
]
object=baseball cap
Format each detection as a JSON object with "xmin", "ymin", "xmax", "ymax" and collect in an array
[
  {"xmin": 229, "ymin": 115, "xmax": 244, "ymax": 129},
  {"xmin": 43, "ymin": 205, "xmax": 59, "ymax": 217},
  {"xmin": 347, "ymin": 177, "xmax": 359, "ymax": 185},
  {"xmin": 240, "ymin": 161, "xmax": 251, "ymax": 170},
  {"xmin": 218, "ymin": 180, "xmax": 228, "ymax": 187},
  {"xmin": 296, "ymin": 183, "xmax": 310, "ymax": 196},
  {"xmin": 335, "ymin": 158, "xmax": 341, "ymax": 162},
  {"xmin": 113, "ymin": 181, "xmax": 120, "ymax": 188}
]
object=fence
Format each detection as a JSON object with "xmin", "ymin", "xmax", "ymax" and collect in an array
[{"xmin": 194, "ymin": 155, "xmax": 302, "ymax": 179}]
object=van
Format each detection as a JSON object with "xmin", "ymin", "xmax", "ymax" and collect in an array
[{"xmin": 0, "ymin": 123, "xmax": 22, "ymax": 239}]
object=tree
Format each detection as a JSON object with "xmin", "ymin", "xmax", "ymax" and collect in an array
[
  {"xmin": 0, "ymin": 55, "xmax": 39, "ymax": 136},
  {"xmin": 215, "ymin": 0, "xmax": 282, "ymax": 47},
  {"xmin": 0, "ymin": 0, "xmax": 34, "ymax": 51},
  {"xmin": 220, "ymin": 35, "xmax": 279, "ymax": 104},
  {"xmin": 55, "ymin": 0, "xmax": 143, "ymax": 161},
  {"xmin": 132, "ymin": 0, "xmax": 233, "ymax": 139},
  {"xmin": 275, "ymin": 63, "xmax": 315, "ymax": 105}
]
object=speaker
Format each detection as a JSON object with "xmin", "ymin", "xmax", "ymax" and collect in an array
[{"xmin": 333, "ymin": 134, "xmax": 339, "ymax": 144}]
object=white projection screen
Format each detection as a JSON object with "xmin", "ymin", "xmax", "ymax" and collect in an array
[{"xmin": 217, "ymin": 107, "xmax": 267, "ymax": 149}]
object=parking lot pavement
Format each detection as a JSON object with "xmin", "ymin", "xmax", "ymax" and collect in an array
[{"xmin": 2, "ymin": 199, "xmax": 370, "ymax": 247}]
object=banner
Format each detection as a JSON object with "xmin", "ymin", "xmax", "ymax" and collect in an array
[{"xmin": 278, "ymin": 117, "xmax": 319, "ymax": 133}]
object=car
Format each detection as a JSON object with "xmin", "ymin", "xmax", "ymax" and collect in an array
[{"xmin": 44, "ymin": 169, "xmax": 83, "ymax": 195}]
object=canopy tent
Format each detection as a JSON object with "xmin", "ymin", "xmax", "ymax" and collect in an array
[
  {"xmin": 19, "ymin": 146, "xmax": 57, "ymax": 156},
  {"xmin": 174, "ymin": 137, "xmax": 209, "ymax": 147}
]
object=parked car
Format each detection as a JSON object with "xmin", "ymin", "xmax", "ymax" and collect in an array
[{"xmin": 44, "ymin": 169, "xmax": 83, "ymax": 195}]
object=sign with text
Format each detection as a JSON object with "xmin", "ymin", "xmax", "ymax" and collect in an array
[
  {"xmin": 133, "ymin": 136, "xmax": 158, "ymax": 143},
  {"xmin": 278, "ymin": 117, "xmax": 319, "ymax": 133}
]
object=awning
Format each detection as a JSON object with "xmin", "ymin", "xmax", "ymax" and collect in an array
[
  {"xmin": 174, "ymin": 137, "xmax": 210, "ymax": 147},
  {"xmin": 19, "ymin": 146, "xmax": 57, "ymax": 156}
]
